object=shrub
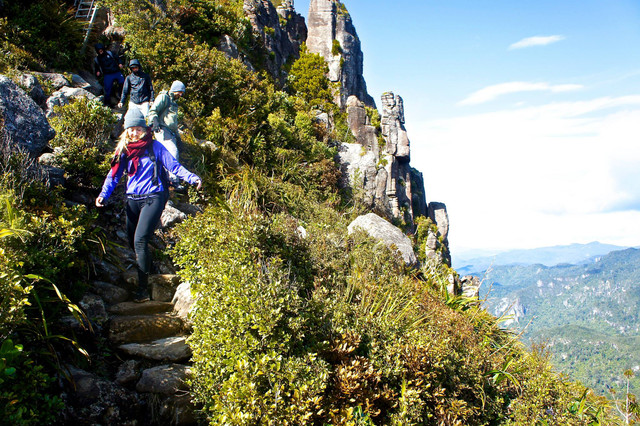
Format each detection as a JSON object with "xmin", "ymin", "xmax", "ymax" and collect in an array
[
  {"xmin": 0, "ymin": 339, "xmax": 64, "ymax": 425},
  {"xmin": 288, "ymin": 45, "xmax": 333, "ymax": 110},
  {"xmin": 0, "ymin": 0, "xmax": 83, "ymax": 70},
  {"xmin": 332, "ymin": 39, "xmax": 343, "ymax": 56},
  {"xmin": 49, "ymin": 97, "xmax": 116, "ymax": 188}
]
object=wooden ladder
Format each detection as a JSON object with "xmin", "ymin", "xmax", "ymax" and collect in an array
[{"xmin": 75, "ymin": 0, "xmax": 98, "ymax": 53}]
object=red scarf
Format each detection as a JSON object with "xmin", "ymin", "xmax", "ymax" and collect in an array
[{"xmin": 110, "ymin": 130, "xmax": 154, "ymax": 178}]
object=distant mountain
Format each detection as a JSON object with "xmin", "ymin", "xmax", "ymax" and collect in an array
[
  {"xmin": 453, "ymin": 241, "xmax": 628, "ymax": 275},
  {"xmin": 480, "ymin": 248, "xmax": 640, "ymax": 395}
]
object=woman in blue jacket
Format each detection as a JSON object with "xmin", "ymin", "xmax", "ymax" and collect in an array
[{"xmin": 96, "ymin": 108, "xmax": 201, "ymax": 302}]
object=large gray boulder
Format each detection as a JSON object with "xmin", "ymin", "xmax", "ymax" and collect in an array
[
  {"xmin": 46, "ymin": 86, "xmax": 97, "ymax": 117},
  {"xmin": 347, "ymin": 213, "xmax": 417, "ymax": 266},
  {"xmin": 0, "ymin": 75, "xmax": 55, "ymax": 156}
]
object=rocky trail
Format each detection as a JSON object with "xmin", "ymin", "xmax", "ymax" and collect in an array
[{"xmin": 61, "ymin": 196, "xmax": 199, "ymax": 425}]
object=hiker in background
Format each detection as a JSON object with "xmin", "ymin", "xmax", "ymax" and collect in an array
[
  {"xmin": 95, "ymin": 108, "xmax": 201, "ymax": 302},
  {"xmin": 117, "ymin": 59, "xmax": 154, "ymax": 117},
  {"xmin": 147, "ymin": 80, "xmax": 186, "ymax": 186},
  {"xmin": 93, "ymin": 43, "xmax": 124, "ymax": 107}
]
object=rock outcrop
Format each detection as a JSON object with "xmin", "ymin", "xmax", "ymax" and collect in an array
[
  {"xmin": 338, "ymin": 92, "xmax": 431, "ymax": 228},
  {"xmin": 307, "ymin": 0, "xmax": 375, "ymax": 108},
  {"xmin": 243, "ymin": 0, "xmax": 307, "ymax": 82},
  {"xmin": 0, "ymin": 75, "xmax": 55, "ymax": 157}
]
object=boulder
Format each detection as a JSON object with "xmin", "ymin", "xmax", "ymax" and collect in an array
[
  {"xmin": 0, "ymin": 75, "xmax": 55, "ymax": 156},
  {"xmin": 108, "ymin": 300, "xmax": 174, "ymax": 316},
  {"xmin": 90, "ymin": 255, "xmax": 124, "ymax": 285},
  {"xmin": 37, "ymin": 154, "xmax": 66, "ymax": 187},
  {"xmin": 63, "ymin": 366, "xmax": 145, "ymax": 425},
  {"xmin": 154, "ymin": 393, "xmax": 197, "ymax": 426},
  {"xmin": 46, "ymin": 86, "xmax": 97, "ymax": 117},
  {"xmin": 115, "ymin": 359, "xmax": 141, "ymax": 386},
  {"xmin": 160, "ymin": 201, "xmax": 188, "ymax": 229},
  {"xmin": 16, "ymin": 73, "xmax": 46, "ymax": 105},
  {"xmin": 136, "ymin": 364, "xmax": 191, "ymax": 395},
  {"xmin": 336, "ymin": 142, "xmax": 380, "ymax": 206},
  {"xmin": 91, "ymin": 281, "xmax": 130, "ymax": 305},
  {"xmin": 172, "ymin": 282, "xmax": 194, "ymax": 327},
  {"xmin": 150, "ymin": 274, "xmax": 182, "ymax": 302},
  {"xmin": 243, "ymin": 0, "xmax": 306, "ymax": 82},
  {"xmin": 32, "ymin": 72, "xmax": 71, "ymax": 90},
  {"xmin": 347, "ymin": 213, "xmax": 417, "ymax": 266},
  {"xmin": 461, "ymin": 275, "xmax": 481, "ymax": 299},
  {"xmin": 428, "ymin": 202, "xmax": 451, "ymax": 266},
  {"xmin": 79, "ymin": 293, "xmax": 108, "ymax": 325},
  {"xmin": 71, "ymin": 73, "xmax": 101, "ymax": 96},
  {"xmin": 307, "ymin": 0, "xmax": 375, "ymax": 108}
]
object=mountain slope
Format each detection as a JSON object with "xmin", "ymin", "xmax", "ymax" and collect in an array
[{"xmin": 483, "ymin": 248, "xmax": 640, "ymax": 395}]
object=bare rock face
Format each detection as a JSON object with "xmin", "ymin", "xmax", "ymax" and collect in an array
[
  {"xmin": 381, "ymin": 92, "xmax": 409, "ymax": 160},
  {"xmin": 0, "ymin": 75, "xmax": 55, "ymax": 157},
  {"xmin": 427, "ymin": 202, "xmax": 451, "ymax": 266},
  {"xmin": 339, "ymin": 92, "xmax": 426, "ymax": 228},
  {"xmin": 243, "ymin": 0, "xmax": 306, "ymax": 83},
  {"xmin": 307, "ymin": 0, "xmax": 375, "ymax": 108}
]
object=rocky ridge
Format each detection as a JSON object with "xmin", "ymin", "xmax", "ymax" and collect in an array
[{"xmin": 306, "ymin": 0, "xmax": 375, "ymax": 108}]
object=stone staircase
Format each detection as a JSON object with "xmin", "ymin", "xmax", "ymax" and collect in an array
[{"xmin": 64, "ymin": 269, "xmax": 196, "ymax": 425}]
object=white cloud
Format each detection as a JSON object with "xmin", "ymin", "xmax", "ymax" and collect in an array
[
  {"xmin": 509, "ymin": 35, "xmax": 566, "ymax": 50},
  {"xmin": 407, "ymin": 95, "xmax": 640, "ymax": 252},
  {"xmin": 459, "ymin": 82, "xmax": 583, "ymax": 105}
]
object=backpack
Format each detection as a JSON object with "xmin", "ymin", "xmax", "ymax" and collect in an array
[
  {"xmin": 121, "ymin": 147, "xmax": 170, "ymax": 195},
  {"xmin": 146, "ymin": 147, "xmax": 170, "ymax": 195}
]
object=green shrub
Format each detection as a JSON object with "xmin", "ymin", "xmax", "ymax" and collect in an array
[
  {"xmin": 332, "ymin": 39, "xmax": 343, "ymax": 56},
  {"xmin": 0, "ymin": 0, "xmax": 83, "ymax": 70},
  {"xmin": 288, "ymin": 45, "xmax": 333, "ymax": 110},
  {"xmin": 49, "ymin": 97, "xmax": 116, "ymax": 188},
  {"xmin": 0, "ymin": 339, "xmax": 64, "ymax": 425}
]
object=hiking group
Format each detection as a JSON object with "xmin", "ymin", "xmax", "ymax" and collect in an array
[{"xmin": 94, "ymin": 43, "xmax": 202, "ymax": 303}]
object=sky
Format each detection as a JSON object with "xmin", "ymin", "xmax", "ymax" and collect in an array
[{"xmin": 295, "ymin": 0, "xmax": 640, "ymax": 256}]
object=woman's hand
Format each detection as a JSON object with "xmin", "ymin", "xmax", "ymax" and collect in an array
[
  {"xmin": 195, "ymin": 179, "xmax": 202, "ymax": 190},
  {"xmin": 95, "ymin": 197, "xmax": 105, "ymax": 207}
]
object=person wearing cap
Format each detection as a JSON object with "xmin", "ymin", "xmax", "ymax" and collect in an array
[
  {"xmin": 95, "ymin": 108, "xmax": 201, "ymax": 302},
  {"xmin": 117, "ymin": 59, "xmax": 154, "ymax": 117},
  {"xmin": 147, "ymin": 80, "xmax": 186, "ymax": 185},
  {"xmin": 93, "ymin": 43, "xmax": 124, "ymax": 106}
]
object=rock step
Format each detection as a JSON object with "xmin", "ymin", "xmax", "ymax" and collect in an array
[
  {"xmin": 123, "ymin": 273, "xmax": 182, "ymax": 303},
  {"xmin": 108, "ymin": 301, "xmax": 174, "ymax": 316},
  {"xmin": 119, "ymin": 336, "xmax": 191, "ymax": 362},
  {"xmin": 109, "ymin": 314, "xmax": 184, "ymax": 344}
]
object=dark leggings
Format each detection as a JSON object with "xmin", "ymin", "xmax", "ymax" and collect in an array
[{"xmin": 126, "ymin": 192, "xmax": 168, "ymax": 278}]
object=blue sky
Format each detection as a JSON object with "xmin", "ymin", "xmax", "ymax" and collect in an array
[{"xmin": 296, "ymin": 0, "xmax": 640, "ymax": 255}]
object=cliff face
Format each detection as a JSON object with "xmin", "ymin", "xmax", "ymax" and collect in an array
[
  {"xmin": 306, "ymin": 0, "xmax": 375, "ymax": 108},
  {"xmin": 243, "ymin": 0, "xmax": 307, "ymax": 82}
]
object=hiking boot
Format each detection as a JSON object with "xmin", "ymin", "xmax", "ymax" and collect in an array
[{"xmin": 135, "ymin": 266, "xmax": 150, "ymax": 303}]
